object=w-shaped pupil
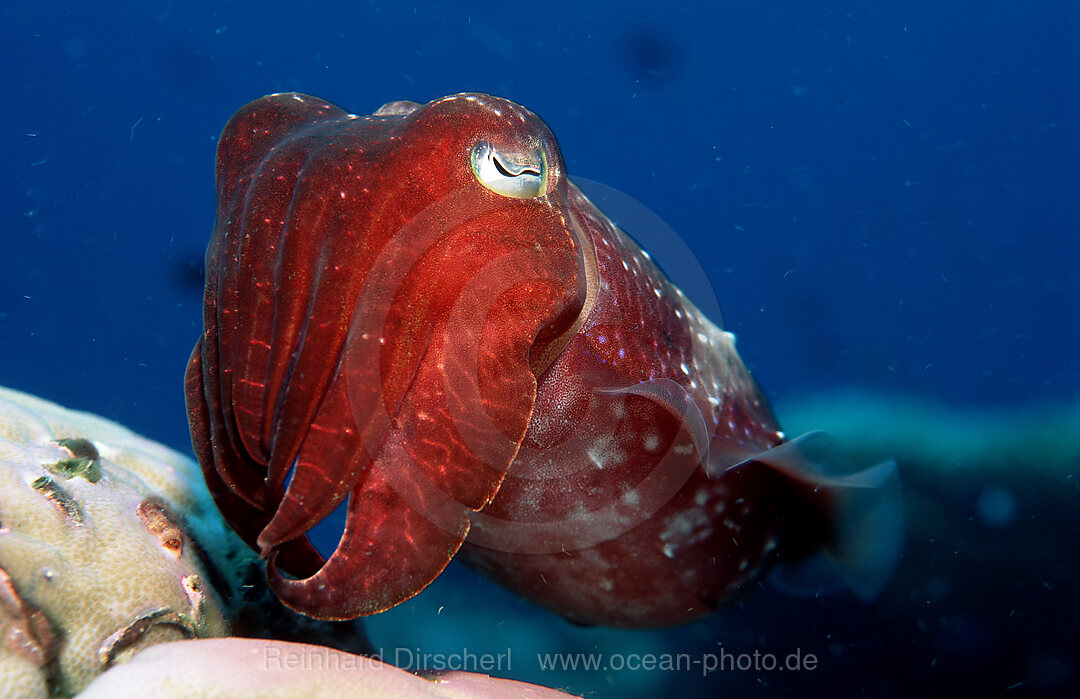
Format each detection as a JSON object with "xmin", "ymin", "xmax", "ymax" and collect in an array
[{"xmin": 493, "ymin": 156, "xmax": 540, "ymax": 178}]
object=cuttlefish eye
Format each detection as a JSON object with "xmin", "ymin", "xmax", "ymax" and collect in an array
[{"xmin": 470, "ymin": 141, "xmax": 547, "ymax": 198}]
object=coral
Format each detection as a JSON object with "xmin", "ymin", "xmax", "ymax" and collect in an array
[
  {"xmin": 79, "ymin": 638, "xmax": 580, "ymax": 698},
  {"xmin": 0, "ymin": 386, "xmax": 253, "ymax": 697}
]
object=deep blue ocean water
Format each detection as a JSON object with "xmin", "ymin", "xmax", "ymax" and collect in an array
[{"xmin": 1, "ymin": 2, "xmax": 1076, "ymax": 697}]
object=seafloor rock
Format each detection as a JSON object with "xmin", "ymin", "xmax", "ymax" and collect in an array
[
  {"xmin": 0, "ymin": 386, "xmax": 253, "ymax": 697},
  {"xmin": 78, "ymin": 638, "xmax": 580, "ymax": 698},
  {"xmin": 777, "ymin": 391, "xmax": 1079, "ymax": 696}
]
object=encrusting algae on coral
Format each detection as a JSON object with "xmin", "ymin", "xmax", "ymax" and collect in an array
[{"xmin": 0, "ymin": 386, "xmax": 253, "ymax": 697}]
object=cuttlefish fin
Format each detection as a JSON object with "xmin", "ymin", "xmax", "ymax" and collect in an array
[{"xmin": 728, "ymin": 431, "xmax": 904, "ymax": 602}]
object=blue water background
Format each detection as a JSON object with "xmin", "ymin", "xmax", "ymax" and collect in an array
[{"xmin": 1, "ymin": 2, "xmax": 1076, "ymax": 697}]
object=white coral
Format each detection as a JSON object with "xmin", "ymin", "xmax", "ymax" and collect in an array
[{"xmin": 0, "ymin": 386, "xmax": 248, "ymax": 697}]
